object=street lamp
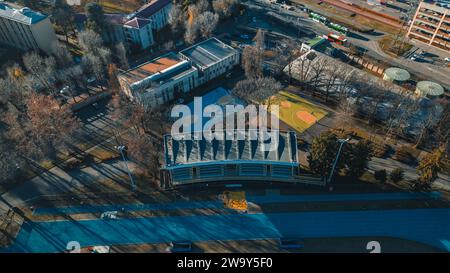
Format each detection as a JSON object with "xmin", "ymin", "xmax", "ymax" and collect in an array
[
  {"xmin": 327, "ymin": 138, "xmax": 350, "ymax": 185},
  {"xmin": 115, "ymin": 145, "xmax": 136, "ymax": 191}
]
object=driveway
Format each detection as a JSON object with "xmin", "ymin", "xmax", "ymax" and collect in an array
[{"xmin": 3, "ymin": 208, "xmax": 449, "ymax": 253}]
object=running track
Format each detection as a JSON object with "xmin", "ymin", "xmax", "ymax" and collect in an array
[{"xmin": 4, "ymin": 208, "xmax": 450, "ymax": 253}]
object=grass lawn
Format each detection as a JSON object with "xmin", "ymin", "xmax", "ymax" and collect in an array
[
  {"xmin": 79, "ymin": 0, "xmax": 139, "ymax": 13},
  {"xmin": 269, "ymin": 91, "xmax": 328, "ymax": 133}
]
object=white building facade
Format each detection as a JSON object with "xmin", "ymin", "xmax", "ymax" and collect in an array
[
  {"xmin": 118, "ymin": 53, "xmax": 198, "ymax": 108},
  {"xmin": 118, "ymin": 38, "xmax": 240, "ymax": 108},
  {"xmin": 0, "ymin": 3, "xmax": 57, "ymax": 54}
]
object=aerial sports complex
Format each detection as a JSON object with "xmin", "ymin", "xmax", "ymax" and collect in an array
[{"xmin": 161, "ymin": 130, "xmax": 325, "ymax": 187}]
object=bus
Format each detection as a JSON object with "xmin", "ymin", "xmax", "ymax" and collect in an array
[
  {"xmin": 327, "ymin": 33, "xmax": 348, "ymax": 46},
  {"xmin": 309, "ymin": 12, "xmax": 328, "ymax": 24},
  {"xmin": 328, "ymin": 22, "xmax": 349, "ymax": 35}
]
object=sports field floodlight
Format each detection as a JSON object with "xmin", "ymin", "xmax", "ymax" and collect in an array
[
  {"xmin": 115, "ymin": 145, "xmax": 136, "ymax": 191},
  {"xmin": 327, "ymin": 138, "xmax": 350, "ymax": 185}
]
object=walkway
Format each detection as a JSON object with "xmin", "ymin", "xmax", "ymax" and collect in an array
[{"xmin": 33, "ymin": 192, "xmax": 442, "ymax": 215}]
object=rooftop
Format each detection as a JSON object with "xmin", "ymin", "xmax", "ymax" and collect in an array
[
  {"xmin": 163, "ymin": 131, "xmax": 298, "ymax": 169},
  {"xmin": 124, "ymin": 17, "xmax": 151, "ymax": 29},
  {"xmin": 384, "ymin": 67, "xmax": 411, "ymax": 81},
  {"xmin": 129, "ymin": 0, "xmax": 171, "ymax": 19},
  {"xmin": 0, "ymin": 3, "xmax": 47, "ymax": 25},
  {"xmin": 119, "ymin": 52, "xmax": 196, "ymax": 89},
  {"xmin": 416, "ymin": 81, "xmax": 445, "ymax": 96},
  {"xmin": 180, "ymin": 37, "xmax": 238, "ymax": 68}
]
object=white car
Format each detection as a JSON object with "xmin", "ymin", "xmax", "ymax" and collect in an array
[
  {"xmin": 60, "ymin": 86, "xmax": 70, "ymax": 94},
  {"xmin": 444, "ymin": 57, "xmax": 450, "ymax": 62}
]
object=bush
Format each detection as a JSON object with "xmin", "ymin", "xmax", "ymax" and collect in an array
[
  {"xmin": 374, "ymin": 169, "xmax": 387, "ymax": 183},
  {"xmin": 394, "ymin": 146, "xmax": 417, "ymax": 165},
  {"xmin": 371, "ymin": 139, "xmax": 389, "ymax": 158},
  {"xmin": 390, "ymin": 167, "xmax": 404, "ymax": 183}
]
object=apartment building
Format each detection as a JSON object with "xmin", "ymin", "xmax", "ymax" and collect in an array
[
  {"xmin": 0, "ymin": 3, "xmax": 57, "ymax": 54},
  {"xmin": 75, "ymin": 0, "xmax": 171, "ymax": 51},
  {"xmin": 407, "ymin": 1, "xmax": 450, "ymax": 52}
]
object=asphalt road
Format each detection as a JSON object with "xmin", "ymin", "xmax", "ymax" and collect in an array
[{"xmin": 4, "ymin": 208, "xmax": 449, "ymax": 253}]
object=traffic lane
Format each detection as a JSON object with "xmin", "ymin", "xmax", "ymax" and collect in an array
[{"xmin": 5, "ymin": 208, "xmax": 450, "ymax": 253}]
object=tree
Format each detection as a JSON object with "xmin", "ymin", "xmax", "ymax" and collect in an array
[
  {"xmin": 85, "ymin": 3, "xmax": 106, "ymax": 33},
  {"xmin": 22, "ymin": 52, "xmax": 57, "ymax": 92},
  {"xmin": 308, "ymin": 131, "xmax": 342, "ymax": 178},
  {"xmin": 232, "ymin": 77, "xmax": 281, "ymax": 106},
  {"xmin": 184, "ymin": 20, "xmax": 199, "ymax": 44},
  {"xmin": 108, "ymin": 63, "xmax": 121, "ymax": 93},
  {"xmin": 52, "ymin": 0, "xmax": 75, "ymax": 43},
  {"xmin": 168, "ymin": 3, "xmax": 184, "ymax": 34},
  {"xmin": 0, "ymin": 64, "xmax": 30, "ymax": 112},
  {"xmin": 25, "ymin": 93, "xmax": 80, "ymax": 157},
  {"xmin": 417, "ymin": 148, "xmax": 444, "ymax": 186},
  {"xmin": 115, "ymin": 43, "xmax": 129, "ymax": 70},
  {"xmin": 374, "ymin": 169, "xmax": 387, "ymax": 183},
  {"xmin": 242, "ymin": 45, "xmax": 263, "ymax": 79},
  {"xmin": 126, "ymin": 132, "xmax": 161, "ymax": 181},
  {"xmin": 254, "ymin": 28, "xmax": 265, "ymax": 50},
  {"xmin": 52, "ymin": 42, "xmax": 74, "ymax": 69},
  {"xmin": 196, "ymin": 11, "xmax": 219, "ymax": 38},
  {"xmin": 390, "ymin": 167, "xmax": 404, "ymax": 183},
  {"xmin": 345, "ymin": 139, "xmax": 372, "ymax": 178},
  {"xmin": 77, "ymin": 29, "xmax": 104, "ymax": 54},
  {"xmin": 212, "ymin": 0, "xmax": 238, "ymax": 18}
]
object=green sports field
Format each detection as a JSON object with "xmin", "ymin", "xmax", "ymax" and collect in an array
[{"xmin": 270, "ymin": 91, "xmax": 328, "ymax": 133}]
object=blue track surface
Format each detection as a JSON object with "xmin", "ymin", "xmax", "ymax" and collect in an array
[
  {"xmin": 34, "ymin": 192, "xmax": 440, "ymax": 216},
  {"xmin": 5, "ymin": 208, "xmax": 450, "ymax": 253}
]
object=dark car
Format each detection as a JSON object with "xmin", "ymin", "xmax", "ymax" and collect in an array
[
  {"xmin": 278, "ymin": 237, "xmax": 304, "ymax": 250},
  {"xmin": 169, "ymin": 241, "xmax": 192, "ymax": 253}
]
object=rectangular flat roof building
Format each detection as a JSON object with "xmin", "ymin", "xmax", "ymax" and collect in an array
[
  {"xmin": 118, "ymin": 52, "xmax": 198, "ymax": 107},
  {"xmin": 179, "ymin": 37, "xmax": 240, "ymax": 84}
]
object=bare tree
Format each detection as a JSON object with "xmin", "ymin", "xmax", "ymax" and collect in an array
[
  {"xmin": 212, "ymin": 0, "xmax": 238, "ymax": 18},
  {"xmin": 197, "ymin": 11, "xmax": 219, "ymax": 38},
  {"xmin": 184, "ymin": 20, "xmax": 199, "ymax": 44},
  {"xmin": 168, "ymin": 3, "xmax": 184, "ymax": 34},
  {"xmin": 22, "ymin": 52, "xmax": 57, "ymax": 92},
  {"xmin": 26, "ymin": 93, "xmax": 80, "ymax": 153},
  {"xmin": 115, "ymin": 42, "xmax": 129, "ymax": 70},
  {"xmin": 242, "ymin": 45, "xmax": 263, "ymax": 79}
]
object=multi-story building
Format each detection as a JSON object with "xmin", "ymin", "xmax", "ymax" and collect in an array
[
  {"xmin": 127, "ymin": 0, "xmax": 172, "ymax": 31},
  {"xmin": 407, "ymin": 1, "xmax": 450, "ymax": 52},
  {"xmin": 118, "ymin": 38, "xmax": 240, "ymax": 107},
  {"xmin": 179, "ymin": 38, "xmax": 241, "ymax": 85},
  {"xmin": 122, "ymin": 17, "xmax": 154, "ymax": 50},
  {"xmin": 118, "ymin": 52, "xmax": 198, "ymax": 108},
  {"xmin": 0, "ymin": 3, "xmax": 57, "ymax": 54},
  {"xmin": 75, "ymin": 0, "xmax": 171, "ymax": 50}
]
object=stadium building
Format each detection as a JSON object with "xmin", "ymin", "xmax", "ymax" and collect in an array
[{"xmin": 160, "ymin": 130, "xmax": 325, "ymax": 188}]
